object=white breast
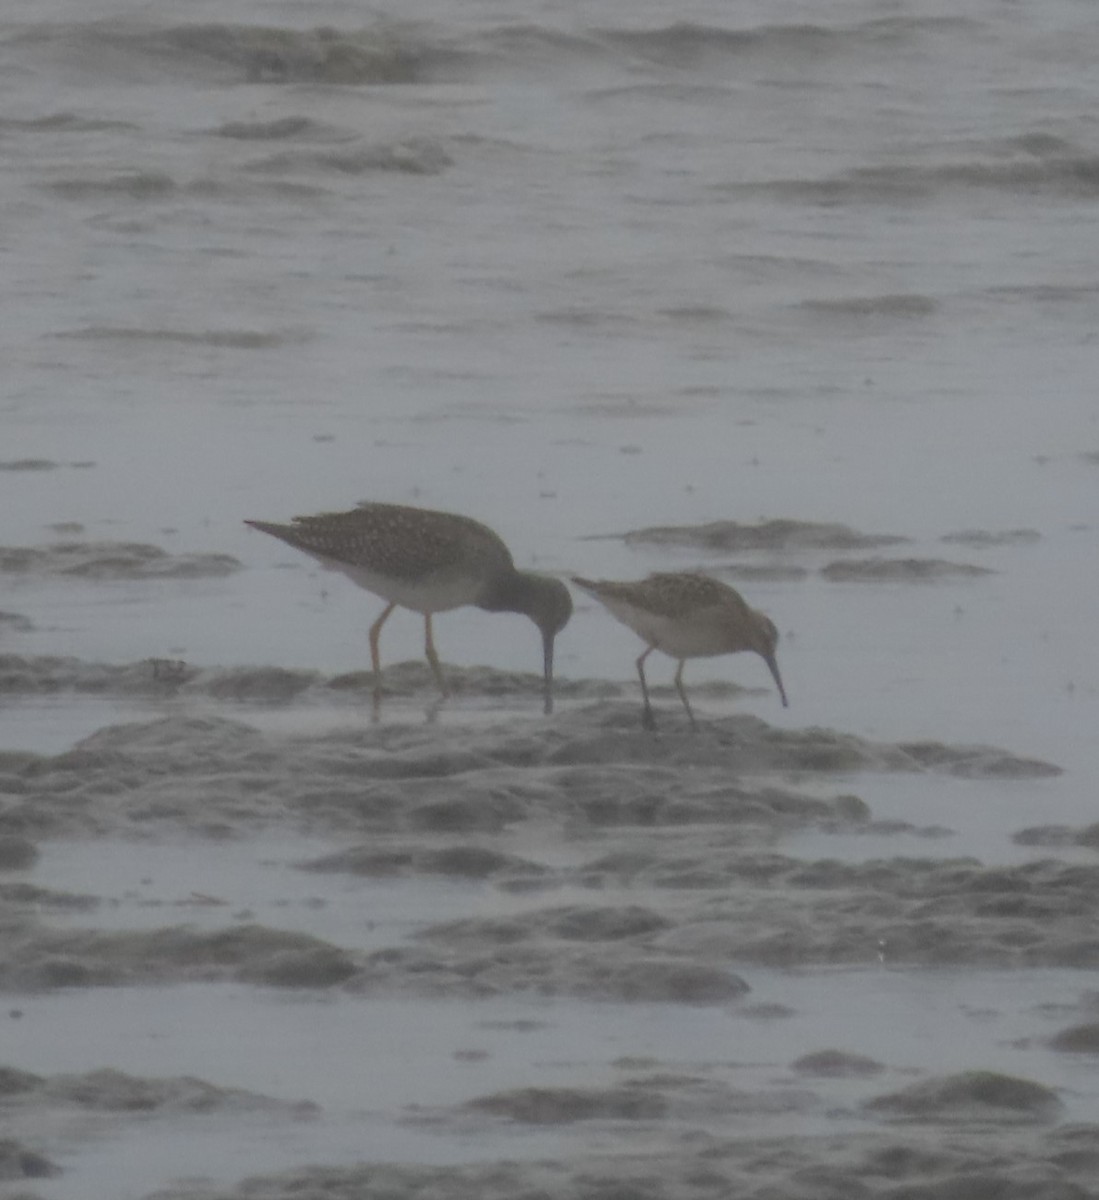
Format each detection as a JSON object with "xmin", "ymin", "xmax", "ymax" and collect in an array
[
  {"xmin": 333, "ymin": 562, "xmax": 483, "ymax": 614},
  {"xmin": 601, "ymin": 598, "xmax": 732, "ymax": 660}
]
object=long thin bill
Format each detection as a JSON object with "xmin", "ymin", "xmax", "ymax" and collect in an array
[
  {"xmin": 765, "ymin": 653, "xmax": 789, "ymax": 708},
  {"xmin": 542, "ymin": 632, "xmax": 555, "ymax": 715}
]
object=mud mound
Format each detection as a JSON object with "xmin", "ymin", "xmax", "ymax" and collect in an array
[
  {"xmin": 821, "ymin": 557, "xmax": 995, "ymax": 581},
  {"xmin": 614, "ymin": 518, "xmax": 908, "ymax": 552},
  {"xmin": 0, "ymin": 1135, "xmax": 58, "ymax": 1180},
  {"xmin": 299, "ymin": 843, "xmax": 550, "ymax": 883},
  {"xmin": 138, "ymin": 1125, "xmax": 1099, "ymax": 1200},
  {"xmin": 467, "ymin": 1084, "xmax": 667, "ymax": 1123},
  {"xmin": 0, "ymin": 703, "xmax": 1057, "ymax": 845},
  {"xmin": 792, "ymin": 1050, "xmax": 886, "ymax": 1078},
  {"xmin": 940, "ymin": 529, "xmax": 1041, "ymax": 547},
  {"xmin": 0, "ymin": 542, "xmax": 240, "ymax": 580},
  {"xmin": 866, "ymin": 1071, "xmax": 1063, "ymax": 1123},
  {"xmin": 0, "ymin": 925, "xmax": 356, "ymax": 991},
  {"xmin": 1049, "ymin": 1024, "xmax": 1099, "ymax": 1054},
  {"xmin": 1014, "ymin": 823, "xmax": 1099, "ymax": 850},
  {"xmin": 0, "ymin": 1064, "xmax": 316, "ymax": 1116},
  {"xmin": 0, "ymin": 654, "xmax": 615, "ymax": 705}
]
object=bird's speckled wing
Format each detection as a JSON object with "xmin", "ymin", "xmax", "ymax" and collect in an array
[
  {"xmin": 576, "ymin": 572, "xmax": 750, "ymax": 619},
  {"xmin": 248, "ymin": 502, "xmax": 513, "ymax": 581}
]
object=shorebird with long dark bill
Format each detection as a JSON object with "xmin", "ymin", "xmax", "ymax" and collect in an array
[
  {"xmin": 571, "ymin": 572, "xmax": 788, "ymax": 730},
  {"xmin": 246, "ymin": 502, "xmax": 572, "ymax": 714}
]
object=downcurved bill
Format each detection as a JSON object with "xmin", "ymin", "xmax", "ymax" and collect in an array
[
  {"xmin": 542, "ymin": 630, "xmax": 556, "ymax": 715},
  {"xmin": 764, "ymin": 653, "xmax": 789, "ymax": 708}
]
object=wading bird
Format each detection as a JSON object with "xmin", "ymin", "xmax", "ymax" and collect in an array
[
  {"xmin": 572, "ymin": 571, "xmax": 787, "ymax": 729},
  {"xmin": 246, "ymin": 502, "xmax": 572, "ymax": 713}
]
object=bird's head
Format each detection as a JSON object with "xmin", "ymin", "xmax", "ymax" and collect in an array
[
  {"xmin": 479, "ymin": 571, "xmax": 573, "ymax": 714},
  {"xmin": 534, "ymin": 575, "xmax": 574, "ymax": 640}
]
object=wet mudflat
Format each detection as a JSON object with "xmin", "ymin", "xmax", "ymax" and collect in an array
[
  {"xmin": 1, "ymin": 641, "xmax": 1098, "ymax": 1200},
  {"xmin": 4, "ymin": 0, "xmax": 1099, "ymax": 1192}
]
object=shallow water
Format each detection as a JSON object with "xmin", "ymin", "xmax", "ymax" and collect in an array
[
  {"xmin": 8, "ymin": 967, "xmax": 1099, "ymax": 1200},
  {"xmin": 3, "ymin": 0, "xmax": 1099, "ymax": 1196}
]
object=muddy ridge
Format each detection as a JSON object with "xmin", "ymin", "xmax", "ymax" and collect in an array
[
  {"xmin": 0, "ymin": 541, "xmax": 240, "ymax": 581},
  {"xmin": 821, "ymin": 557, "xmax": 995, "ymax": 582},
  {"xmin": 136, "ymin": 1120, "xmax": 1099, "ymax": 1200},
  {"xmin": 613, "ymin": 518, "xmax": 909, "ymax": 552}
]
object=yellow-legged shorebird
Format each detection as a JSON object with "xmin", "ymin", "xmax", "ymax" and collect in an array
[
  {"xmin": 571, "ymin": 572, "xmax": 787, "ymax": 729},
  {"xmin": 246, "ymin": 502, "xmax": 572, "ymax": 713}
]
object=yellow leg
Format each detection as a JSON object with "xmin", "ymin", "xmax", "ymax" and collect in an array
[
  {"xmin": 367, "ymin": 602, "xmax": 396, "ymax": 723},
  {"xmin": 369, "ymin": 602, "xmax": 396, "ymax": 680},
  {"xmin": 424, "ymin": 613, "xmax": 449, "ymax": 697},
  {"xmin": 673, "ymin": 660, "xmax": 697, "ymax": 730},
  {"xmin": 636, "ymin": 646, "xmax": 657, "ymax": 730}
]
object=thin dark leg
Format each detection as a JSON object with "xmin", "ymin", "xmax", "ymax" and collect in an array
[
  {"xmin": 636, "ymin": 646, "xmax": 657, "ymax": 730},
  {"xmin": 424, "ymin": 613, "xmax": 449, "ymax": 697},
  {"xmin": 673, "ymin": 660, "xmax": 697, "ymax": 730}
]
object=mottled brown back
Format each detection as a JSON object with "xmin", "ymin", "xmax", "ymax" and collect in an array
[
  {"xmin": 247, "ymin": 502, "xmax": 513, "ymax": 582},
  {"xmin": 575, "ymin": 572, "xmax": 754, "ymax": 620}
]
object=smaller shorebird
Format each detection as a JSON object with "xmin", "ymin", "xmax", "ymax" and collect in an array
[
  {"xmin": 246, "ymin": 502, "xmax": 572, "ymax": 713},
  {"xmin": 571, "ymin": 572, "xmax": 787, "ymax": 729}
]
